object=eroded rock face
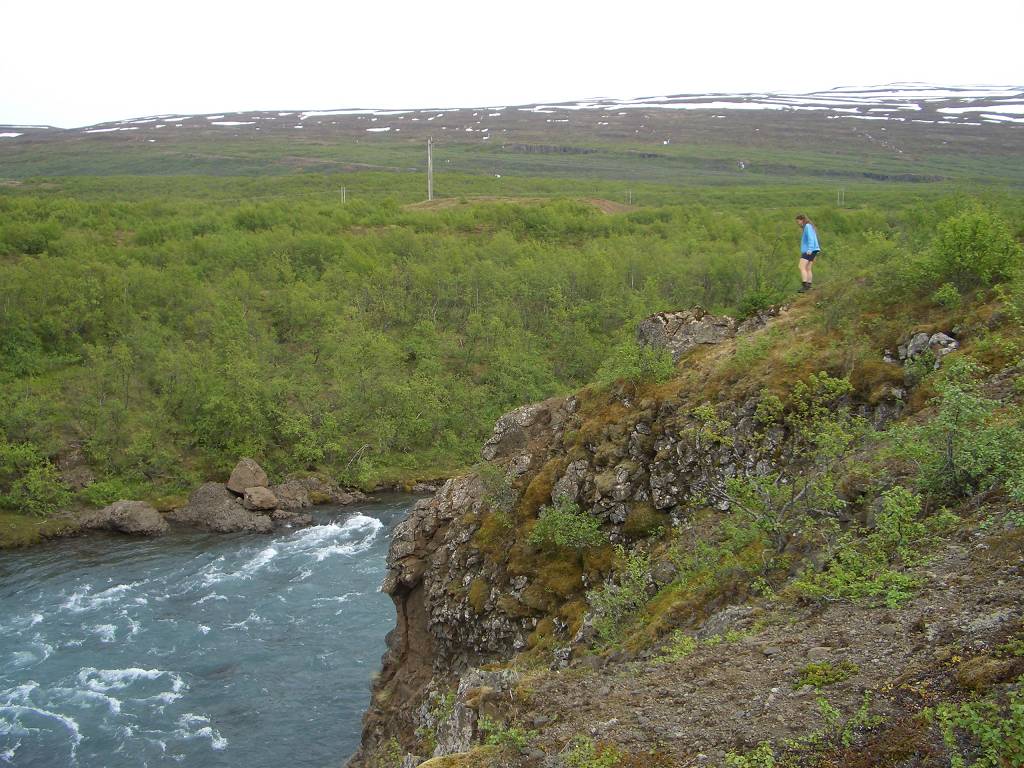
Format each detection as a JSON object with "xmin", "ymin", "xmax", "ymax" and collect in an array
[
  {"xmin": 636, "ymin": 307, "xmax": 739, "ymax": 362},
  {"xmin": 354, "ymin": 469, "xmax": 563, "ymax": 765},
  {"xmin": 350, "ymin": 304, "xmax": 958, "ymax": 768},
  {"xmin": 167, "ymin": 482, "xmax": 274, "ymax": 534},
  {"xmin": 226, "ymin": 458, "xmax": 269, "ymax": 495},
  {"xmin": 480, "ymin": 395, "xmax": 577, "ymax": 462},
  {"xmin": 82, "ymin": 500, "xmax": 168, "ymax": 536}
]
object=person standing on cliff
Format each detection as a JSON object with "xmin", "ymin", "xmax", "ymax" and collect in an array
[{"xmin": 796, "ymin": 214, "xmax": 820, "ymax": 292}]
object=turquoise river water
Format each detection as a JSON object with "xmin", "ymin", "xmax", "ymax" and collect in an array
[{"xmin": 0, "ymin": 495, "xmax": 413, "ymax": 767}]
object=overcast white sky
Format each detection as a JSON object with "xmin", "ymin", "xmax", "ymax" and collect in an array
[{"xmin": 3, "ymin": 0, "xmax": 1021, "ymax": 128}]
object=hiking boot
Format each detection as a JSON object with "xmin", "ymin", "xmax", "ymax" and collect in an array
[{"xmin": 799, "ymin": 282, "xmax": 810, "ymax": 292}]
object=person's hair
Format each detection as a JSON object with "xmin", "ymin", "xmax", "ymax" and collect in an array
[{"xmin": 796, "ymin": 214, "xmax": 813, "ymax": 225}]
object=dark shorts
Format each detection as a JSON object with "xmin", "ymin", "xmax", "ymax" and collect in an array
[{"xmin": 801, "ymin": 250, "xmax": 820, "ymax": 262}]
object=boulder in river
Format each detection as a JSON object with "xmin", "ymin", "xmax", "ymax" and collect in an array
[
  {"xmin": 270, "ymin": 480, "xmax": 312, "ymax": 510},
  {"xmin": 82, "ymin": 500, "xmax": 169, "ymax": 536},
  {"xmin": 270, "ymin": 509, "xmax": 315, "ymax": 527},
  {"xmin": 243, "ymin": 486, "xmax": 278, "ymax": 511},
  {"xmin": 168, "ymin": 482, "xmax": 274, "ymax": 534},
  {"xmin": 271, "ymin": 476, "xmax": 367, "ymax": 508},
  {"xmin": 226, "ymin": 458, "xmax": 269, "ymax": 495}
]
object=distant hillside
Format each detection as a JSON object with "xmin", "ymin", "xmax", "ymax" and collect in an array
[{"xmin": 2, "ymin": 84, "xmax": 1023, "ymax": 184}]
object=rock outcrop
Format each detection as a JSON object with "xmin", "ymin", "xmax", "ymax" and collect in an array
[
  {"xmin": 635, "ymin": 307, "xmax": 739, "ymax": 362},
  {"xmin": 350, "ymin": 310, "xmax": 790, "ymax": 766},
  {"xmin": 891, "ymin": 329, "xmax": 960, "ymax": 367},
  {"xmin": 166, "ymin": 460, "xmax": 362, "ymax": 534},
  {"xmin": 226, "ymin": 458, "xmax": 270, "ymax": 494},
  {"xmin": 81, "ymin": 500, "xmax": 168, "ymax": 536},
  {"xmin": 167, "ymin": 482, "xmax": 275, "ymax": 534},
  {"xmin": 271, "ymin": 476, "xmax": 368, "ymax": 509},
  {"xmin": 349, "ymin": 303, "xmax": 921, "ymax": 767}
]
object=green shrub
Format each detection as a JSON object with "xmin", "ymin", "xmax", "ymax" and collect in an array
[
  {"xmin": 0, "ymin": 440, "xmax": 72, "ymax": 516},
  {"xmin": 889, "ymin": 357, "xmax": 1024, "ymax": 500},
  {"xmin": 933, "ymin": 282, "xmax": 962, "ymax": 309},
  {"xmin": 725, "ymin": 742, "xmax": 776, "ymax": 768},
  {"xmin": 794, "ymin": 660, "xmax": 860, "ymax": 690},
  {"xmin": 587, "ymin": 546, "xmax": 651, "ymax": 643},
  {"xmin": 79, "ymin": 477, "xmax": 138, "ymax": 507},
  {"xmin": 529, "ymin": 496, "xmax": 605, "ymax": 551},
  {"xmin": 594, "ymin": 340, "xmax": 675, "ymax": 387},
  {"xmin": 562, "ymin": 736, "xmax": 622, "ymax": 768},
  {"xmin": 926, "ymin": 677, "xmax": 1024, "ymax": 768},
  {"xmin": 478, "ymin": 461, "xmax": 518, "ymax": 513},
  {"xmin": 790, "ymin": 486, "xmax": 949, "ymax": 608},
  {"xmin": 478, "ymin": 715, "xmax": 535, "ymax": 751},
  {"xmin": 738, "ymin": 288, "xmax": 786, "ymax": 319},
  {"xmin": 656, "ymin": 630, "xmax": 698, "ymax": 662},
  {"xmin": 924, "ymin": 205, "xmax": 1022, "ymax": 291},
  {"xmin": 695, "ymin": 374, "xmax": 866, "ymax": 554}
]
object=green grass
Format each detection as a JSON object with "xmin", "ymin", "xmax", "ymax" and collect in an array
[{"xmin": 0, "ymin": 510, "xmax": 80, "ymax": 548}]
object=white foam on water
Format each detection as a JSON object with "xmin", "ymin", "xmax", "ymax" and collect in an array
[
  {"xmin": 195, "ymin": 556, "xmax": 229, "ymax": 588},
  {"xmin": 224, "ymin": 612, "xmax": 263, "ymax": 631},
  {"xmin": 198, "ymin": 625, "xmax": 211, "ymax": 635},
  {"xmin": 0, "ymin": 133, "xmax": 23, "ymax": 138},
  {"xmin": 280, "ymin": 514, "xmax": 383, "ymax": 562},
  {"xmin": 77, "ymin": 667, "xmax": 184, "ymax": 694},
  {"xmin": 91, "ymin": 624, "xmax": 117, "ymax": 642},
  {"xmin": 63, "ymin": 581, "xmax": 147, "ymax": 613},
  {"xmin": 211, "ymin": 121, "xmax": 255, "ymax": 126},
  {"xmin": 366, "ymin": 127, "xmax": 391, "ymax": 132},
  {"xmin": 313, "ymin": 592, "xmax": 358, "ymax": 607},
  {"xmin": 0, "ymin": 683, "xmax": 82, "ymax": 755},
  {"xmin": 240, "ymin": 546, "xmax": 278, "ymax": 576},
  {"xmin": 58, "ymin": 687, "xmax": 122, "ymax": 715},
  {"xmin": 192, "ymin": 592, "xmax": 227, "ymax": 605},
  {"xmin": 197, "ymin": 726, "xmax": 228, "ymax": 750},
  {"xmin": 174, "ymin": 713, "xmax": 227, "ymax": 750}
]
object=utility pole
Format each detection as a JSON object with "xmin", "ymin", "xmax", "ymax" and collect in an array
[
  {"xmin": 427, "ymin": 137, "xmax": 434, "ymax": 202},
  {"xmin": 340, "ymin": 186, "xmax": 347, "ymax": 204}
]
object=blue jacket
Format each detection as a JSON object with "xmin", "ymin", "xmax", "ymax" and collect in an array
[{"xmin": 801, "ymin": 223, "xmax": 820, "ymax": 255}]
